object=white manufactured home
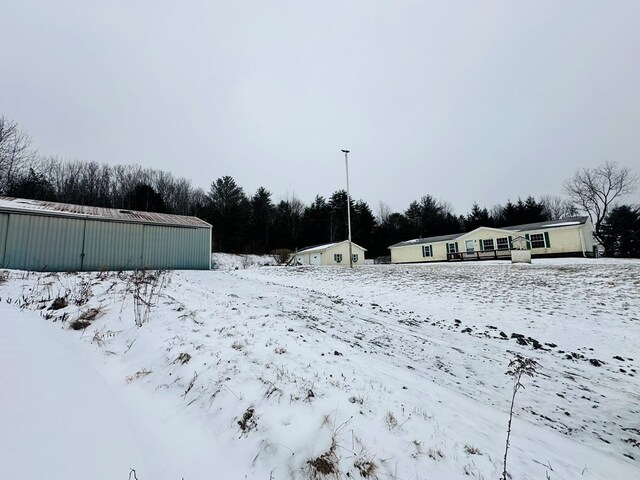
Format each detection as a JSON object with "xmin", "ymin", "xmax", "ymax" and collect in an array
[
  {"xmin": 390, "ymin": 216, "xmax": 595, "ymax": 264},
  {"xmin": 290, "ymin": 240, "xmax": 367, "ymax": 266},
  {"xmin": 0, "ymin": 196, "xmax": 212, "ymax": 271}
]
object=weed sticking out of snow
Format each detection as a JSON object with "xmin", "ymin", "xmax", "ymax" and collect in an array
[
  {"xmin": 175, "ymin": 352, "xmax": 191, "ymax": 365},
  {"xmin": 308, "ymin": 436, "xmax": 339, "ymax": 479},
  {"xmin": 464, "ymin": 444, "xmax": 482, "ymax": 455},
  {"xmin": 49, "ymin": 296, "xmax": 68, "ymax": 310},
  {"xmin": 502, "ymin": 354, "xmax": 539, "ymax": 480},
  {"xmin": 124, "ymin": 269, "xmax": 168, "ymax": 327},
  {"xmin": 0, "ymin": 269, "xmax": 10, "ymax": 283},
  {"xmin": 126, "ymin": 369, "xmax": 152, "ymax": 384},
  {"xmin": 238, "ymin": 406, "xmax": 257, "ymax": 434}
]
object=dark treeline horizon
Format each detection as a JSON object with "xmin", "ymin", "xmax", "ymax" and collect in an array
[
  {"xmin": 0, "ymin": 115, "xmax": 605, "ymax": 258},
  {"xmin": 1, "ymin": 159, "xmax": 580, "ymax": 257}
]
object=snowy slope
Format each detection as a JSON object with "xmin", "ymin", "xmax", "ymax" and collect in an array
[
  {"xmin": 0, "ymin": 304, "xmax": 145, "ymax": 479},
  {"xmin": 0, "ymin": 259, "xmax": 638, "ymax": 480}
]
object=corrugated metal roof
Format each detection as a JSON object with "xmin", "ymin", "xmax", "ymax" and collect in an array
[
  {"xmin": 389, "ymin": 216, "xmax": 589, "ymax": 248},
  {"xmin": 501, "ymin": 216, "xmax": 588, "ymax": 232},
  {"xmin": 390, "ymin": 233, "xmax": 460, "ymax": 248},
  {"xmin": 0, "ymin": 196, "xmax": 211, "ymax": 229}
]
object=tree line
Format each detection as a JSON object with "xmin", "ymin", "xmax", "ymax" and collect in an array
[{"xmin": 1, "ymin": 115, "xmax": 638, "ymax": 257}]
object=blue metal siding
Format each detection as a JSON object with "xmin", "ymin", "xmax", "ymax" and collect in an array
[
  {"xmin": 83, "ymin": 221, "xmax": 144, "ymax": 271},
  {"xmin": 0, "ymin": 213, "xmax": 9, "ymax": 266},
  {"xmin": 142, "ymin": 225, "xmax": 211, "ymax": 270},
  {"xmin": 0, "ymin": 212, "xmax": 211, "ymax": 271},
  {"xmin": 1, "ymin": 213, "xmax": 83, "ymax": 271}
]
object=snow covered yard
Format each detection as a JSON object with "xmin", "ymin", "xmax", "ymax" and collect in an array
[{"xmin": 0, "ymin": 259, "xmax": 638, "ymax": 480}]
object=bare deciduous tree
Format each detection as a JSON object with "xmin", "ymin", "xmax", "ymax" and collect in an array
[
  {"xmin": 377, "ymin": 201, "xmax": 392, "ymax": 225},
  {"xmin": 0, "ymin": 116, "xmax": 35, "ymax": 194},
  {"xmin": 564, "ymin": 162, "xmax": 638, "ymax": 246},
  {"xmin": 539, "ymin": 195, "xmax": 578, "ymax": 220}
]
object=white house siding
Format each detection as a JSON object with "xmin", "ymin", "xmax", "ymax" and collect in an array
[
  {"xmin": 527, "ymin": 225, "xmax": 593, "ymax": 256},
  {"xmin": 321, "ymin": 242, "xmax": 365, "ymax": 266},
  {"xmin": 390, "ymin": 242, "xmax": 448, "ymax": 263},
  {"xmin": 456, "ymin": 228, "xmax": 514, "ymax": 253},
  {"xmin": 294, "ymin": 241, "xmax": 366, "ymax": 266},
  {"xmin": 389, "ymin": 217, "xmax": 595, "ymax": 264}
]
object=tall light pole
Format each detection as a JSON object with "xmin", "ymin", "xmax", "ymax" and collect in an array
[{"xmin": 342, "ymin": 149, "xmax": 353, "ymax": 268}]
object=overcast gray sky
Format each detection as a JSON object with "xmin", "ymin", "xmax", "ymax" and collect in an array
[{"xmin": 2, "ymin": 1, "xmax": 639, "ymax": 214}]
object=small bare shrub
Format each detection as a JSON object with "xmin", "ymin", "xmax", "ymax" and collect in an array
[
  {"xmin": 241, "ymin": 255, "xmax": 252, "ymax": 268},
  {"xmin": 274, "ymin": 346, "xmax": 286, "ymax": 355},
  {"xmin": 125, "ymin": 269, "xmax": 168, "ymax": 327},
  {"xmin": 385, "ymin": 411, "xmax": 399, "ymax": 430},
  {"xmin": 72, "ymin": 279, "xmax": 92, "ymax": 306},
  {"xmin": 271, "ymin": 248, "xmax": 293, "ymax": 265}
]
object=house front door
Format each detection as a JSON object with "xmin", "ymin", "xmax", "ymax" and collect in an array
[{"xmin": 465, "ymin": 240, "xmax": 474, "ymax": 253}]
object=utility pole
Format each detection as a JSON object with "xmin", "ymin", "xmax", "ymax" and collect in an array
[{"xmin": 341, "ymin": 149, "xmax": 353, "ymax": 268}]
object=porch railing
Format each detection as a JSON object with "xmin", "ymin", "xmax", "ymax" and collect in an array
[{"xmin": 446, "ymin": 249, "xmax": 512, "ymax": 261}]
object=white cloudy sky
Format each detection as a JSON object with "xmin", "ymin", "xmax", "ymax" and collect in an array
[{"xmin": 1, "ymin": 1, "xmax": 639, "ymax": 214}]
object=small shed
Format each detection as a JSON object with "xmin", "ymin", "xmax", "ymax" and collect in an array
[
  {"xmin": 291, "ymin": 240, "xmax": 367, "ymax": 266},
  {"xmin": 0, "ymin": 196, "xmax": 212, "ymax": 271},
  {"xmin": 510, "ymin": 235, "xmax": 532, "ymax": 263}
]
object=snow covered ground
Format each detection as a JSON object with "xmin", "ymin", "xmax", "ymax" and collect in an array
[
  {"xmin": 211, "ymin": 252, "xmax": 280, "ymax": 270},
  {"xmin": 1, "ymin": 258, "xmax": 638, "ymax": 480}
]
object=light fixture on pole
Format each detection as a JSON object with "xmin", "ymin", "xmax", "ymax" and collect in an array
[{"xmin": 341, "ymin": 149, "xmax": 353, "ymax": 268}]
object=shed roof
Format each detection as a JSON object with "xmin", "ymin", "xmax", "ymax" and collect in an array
[
  {"xmin": 296, "ymin": 240, "xmax": 367, "ymax": 254},
  {"xmin": 0, "ymin": 196, "xmax": 211, "ymax": 229}
]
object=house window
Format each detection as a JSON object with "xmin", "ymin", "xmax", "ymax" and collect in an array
[
  {"xmin": 334, "ymin": 253, "xmax": 342, "ymax": 262},
  {"xmin": 530, "ymin": 233, "xmax": 546, "ymax": 248},
  {"xmin": 422, "ymin": 245, "xmax": 433, "ymax": 257},
  {"xmin": 352, "ymin": 254, "xmax": 359, "ymax": 263},
  {"xmin": 446, "ymin": 242, "xmax": 457, "ymax": 253},
  {"xmin": 496, "ymin": 237, "xmax": 509, "ymax": 250},
  {"xmin": 482, "ymin": 239, "xmax": 494, "ymax": 251}
]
